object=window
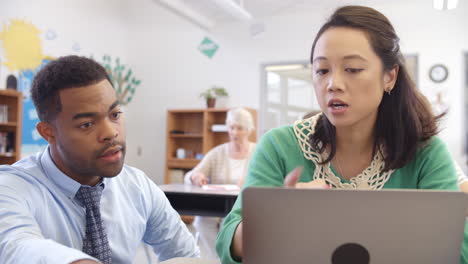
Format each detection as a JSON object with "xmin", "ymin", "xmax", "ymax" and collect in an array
[{"xmin": 260, "ymin": 62, "xmax": 320, "ymax": 135}]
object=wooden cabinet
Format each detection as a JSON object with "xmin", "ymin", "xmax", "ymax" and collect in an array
[
  {"xmin": 165, "ymin": 108, "xmax": 257, "ymax": 183},
  {"xmin": 0, "ymin": 89, "xmax": 22, "ymax": 164}
]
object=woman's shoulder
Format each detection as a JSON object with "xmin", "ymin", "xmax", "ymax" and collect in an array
[
  {"xmin": 261, "ymin": 125, "xmax": 297, "ymax": 144},
  {"xmin": 205, "ymin": 143, "xmax": 228, "ymax": 155},
  {"xmin": 406, "ymin": 136, "xmax": 451, "ymax": 168},
  {"xmin": 216, "ymin": 142, "xmax": 230, "ymax": 150},
  {"xmin": 429, "ymin": 136, "xmax": 446, "ymax": 147},
  {"xmin": 417, "ymin": 136, "xmax": 448, "ymax": 156}
]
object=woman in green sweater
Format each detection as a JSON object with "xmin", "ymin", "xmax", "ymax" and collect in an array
[{"xmin": 215, "ymin": 5, "xmax": 467, "ymax": 264}]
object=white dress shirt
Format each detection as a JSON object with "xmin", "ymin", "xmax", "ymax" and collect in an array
[{"xmin": 0, "ymin": 147, "xmax": 200, "ymax": 264}]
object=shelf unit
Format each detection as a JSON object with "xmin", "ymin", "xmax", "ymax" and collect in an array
[
  {"xmin": 0, "ymin": 89, "xmax": 22, "ymax": 164},
  {"xmin": 165, "ymin": 108, "xmax": 257, "ymax": 183}
]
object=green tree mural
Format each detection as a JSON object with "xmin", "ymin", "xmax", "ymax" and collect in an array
[{"xmin": 97, "ymin": 55, "xmax": 141, "ymax": 105}]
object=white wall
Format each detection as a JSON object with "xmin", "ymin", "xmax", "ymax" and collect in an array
[
  {"xmin": 0, "ymin": 0, "xmax": 130, "ymax": 73},
  {"xmin": 124, "ymin": 0, "xmax": 468, "ymax": 183}
]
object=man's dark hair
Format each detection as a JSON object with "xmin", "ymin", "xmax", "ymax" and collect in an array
[
  {"xmin": 31, "ymin": 55, "xmax": 112, "ymax": 122},
  {"xmin": 309, "ymin": 6, "xmax": 443, "ymax": 171}
]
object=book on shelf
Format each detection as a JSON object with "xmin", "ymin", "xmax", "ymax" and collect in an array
[
  {"xmin": 0, "ymin": 105, "xmax": 8, "ymax": 123},
  {"xmin": 0, "ymin": 131, "xmax": 14, "ymax": 155}
]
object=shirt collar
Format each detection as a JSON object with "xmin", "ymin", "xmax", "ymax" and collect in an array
[{"xmin": 40, "ymin": 146, "xmax": 107, "ymax": 199}]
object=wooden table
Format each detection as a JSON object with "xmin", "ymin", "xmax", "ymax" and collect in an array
[{"xmin": 159, "ymin": 184, "xmax": 239, "ymax": 217}]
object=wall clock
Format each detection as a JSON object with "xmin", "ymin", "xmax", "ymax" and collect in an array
[{"xmin": 429, "ymin": 64, "xmax": 448, "ymax": 83}]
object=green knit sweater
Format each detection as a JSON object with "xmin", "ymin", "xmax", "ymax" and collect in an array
[{"xmin": 215, "ymin": 125, "xmax": 468, "ymax": 264}]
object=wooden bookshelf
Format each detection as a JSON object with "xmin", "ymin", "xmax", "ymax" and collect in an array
[
  {"xmin": 0, "ymin": 89, "xmax": 22, "ymax": 164},
  {"xmin": 165, "ymin": 108, "xmax": 257, "ymax": 183}
]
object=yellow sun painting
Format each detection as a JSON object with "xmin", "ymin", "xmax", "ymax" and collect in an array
[{"xmin": 0, "ymin": 19, "xmax": 45, "ymax": 71}]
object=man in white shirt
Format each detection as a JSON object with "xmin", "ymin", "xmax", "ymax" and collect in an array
[{"xmin": 0, "ymin": 55, "xmax": 199, "ymax": 264}]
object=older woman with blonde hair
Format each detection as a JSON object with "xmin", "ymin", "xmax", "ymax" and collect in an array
[{"xmin": 184, "ymin": 107, "xmax": 256, "ymax": 187}]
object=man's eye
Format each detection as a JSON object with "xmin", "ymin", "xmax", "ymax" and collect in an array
[
  {"xmin": 112, "ymin": 111, "xmax": 123, "ymax": 119},
  {"xmin": 79, "ymin": 122, "xmax": 93, "ymax": 129}
]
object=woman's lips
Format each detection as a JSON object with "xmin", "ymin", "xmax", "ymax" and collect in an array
[{"xmin": 327, "ymin": 99, "xmax": 349, "ymax": 115}]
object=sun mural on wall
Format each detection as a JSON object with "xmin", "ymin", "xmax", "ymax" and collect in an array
[
  {"xmin": 0, "ymin": 19, "xmax": 48, "ymax": 71},
  {"xmin": 0, "ymin": 19, "xmax": 141, "ymax": 157}
]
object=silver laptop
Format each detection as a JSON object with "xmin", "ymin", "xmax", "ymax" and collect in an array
[{"xmin": 243, "ymin": 188, "xmax": 466, "ymax": 264}]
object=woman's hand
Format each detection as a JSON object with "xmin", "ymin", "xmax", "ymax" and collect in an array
[
  {"xmin": 190, "ymin": 172, "xmax": 209, "ymax": 186},
  {"xmin": 230, "ymin": 166, "xmax": 329, "ymax": 261},
  {"xmin": 460, "ymin": 181, "xmax": 468, "ymax": 194},
  {"xmin": 284, "ymin": 166, "xmax": 329, "ymax": 189}
]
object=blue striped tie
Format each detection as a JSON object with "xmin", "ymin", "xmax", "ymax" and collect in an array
[{"xmin": 76, "ymin": 184, "xmax": 112, "ymax": 264}]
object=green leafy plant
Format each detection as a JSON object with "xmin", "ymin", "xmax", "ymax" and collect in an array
[{"xmin": 199, "ymin": 86, "xmax": 229, "ymax": 99}]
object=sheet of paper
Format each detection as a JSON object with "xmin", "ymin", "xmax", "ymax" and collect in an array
[{"xmin": 202, "ymin": 184, "xmax": 240, "ymax": 191}]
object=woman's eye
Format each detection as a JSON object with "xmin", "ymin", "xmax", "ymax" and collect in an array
[
  {"xmin": 315, "ymin": 69, "xmax": 329, "ymax": 75},
  {"xmin": 346, "ymin": 68, "xmax": 363, "ymax": 73}
]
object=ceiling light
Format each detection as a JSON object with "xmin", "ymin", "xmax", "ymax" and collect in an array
[
  {"xmin": 433, "ymin": 0, "xmax": 459, "ymax": 10},
  {"xmin": 209, "ymin": 0, "xmax": 253, "ymax": 21},
  {"xmin": 265, "ymin": 65, "xmax": 305, "ymax": 71}
]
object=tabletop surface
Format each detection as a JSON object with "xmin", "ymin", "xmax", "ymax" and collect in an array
[{"xmin": 159, "ymin": 183, "xmax": 240, "ymax": 196}]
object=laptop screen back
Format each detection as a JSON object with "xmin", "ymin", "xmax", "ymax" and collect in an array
[{"xmin": 243, "ymin": 188, "xmax": 466, "ymax": 264}]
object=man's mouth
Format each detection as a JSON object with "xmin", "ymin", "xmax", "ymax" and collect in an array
[
  {"xmin": 100, "ymin": 146, "xmax": 122, "ymax": 157},
  {"xmin": 98, "ymin": 146, "xmax": 124, "ymax": 163}
]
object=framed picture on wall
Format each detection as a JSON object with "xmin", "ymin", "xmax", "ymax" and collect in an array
[{"xmin": 404, "ymin": 54, "xmax": 418, "ymax": 86}]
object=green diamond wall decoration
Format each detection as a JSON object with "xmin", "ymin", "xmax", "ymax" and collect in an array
[{"xmin": 198, "ymin": 37, "xmax": 219, "ymax": 58}]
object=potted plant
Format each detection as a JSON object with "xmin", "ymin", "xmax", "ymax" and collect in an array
[{"xmin": 200, "ymin": 86, "xmax": 229, "ymax": 108}]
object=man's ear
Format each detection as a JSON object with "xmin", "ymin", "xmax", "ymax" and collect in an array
[
  {"xmin": 383, "ymin": 65, "xmax": 399, "ymax": 93},
  {"xmin": 36, "ymin": 121, "xmax": 56, "ymax": 144}
]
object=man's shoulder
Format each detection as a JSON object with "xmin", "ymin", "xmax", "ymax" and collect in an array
[
  {"xmin": 110, "ymin": 164, "xmax": 165, "ymax": 203},
  {"xmin": 114, "ymin": 164, "xmax": 154, "ymax": 187},
  {"xmin": 0, "ymin": 153, "xmax": 45, "ymax": 180},
  {"xmin": 0, "ymin": 153, "xmax": 48, "ymax": 195},
  {"xmin": 121, "ymin": 163, "xmax": 145, "ymax": 175}
]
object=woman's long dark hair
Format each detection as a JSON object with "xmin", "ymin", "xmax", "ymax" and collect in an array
[{"xmin": 309, "ymin": 6, "xmax": 442, "ymax": 171}]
